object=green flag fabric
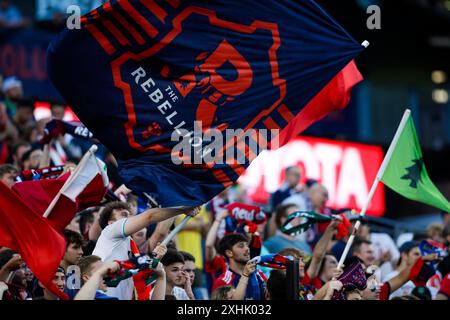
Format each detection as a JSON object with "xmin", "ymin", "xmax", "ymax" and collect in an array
[{"xmin": 380, "ymin": 114, "xmax": 450, "ymax": 212}]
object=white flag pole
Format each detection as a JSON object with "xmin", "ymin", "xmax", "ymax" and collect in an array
[
  {"xmin": 337, "ymin": 109, "xmax": 411, "ymax": 269},
  {"xmin": 160, "ymin": 215, "xmax": 192, "ymax": 247},
  {"xmin": 43, "ymin": 145, "xmax": 98, "ymax": 218}
]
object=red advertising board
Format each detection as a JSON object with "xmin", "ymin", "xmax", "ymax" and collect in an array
[{"xmin": 238, "ymin": 136, "xmax": 385, "ymax": 216}]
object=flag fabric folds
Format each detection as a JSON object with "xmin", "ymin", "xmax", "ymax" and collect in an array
[
  {"xmin": 250, "ymin": 254, "xmax": 294, "ymax": 270},
  {"xmin": 278, "ymin": 60, "xmax": 363, "ymax": 146},
  {"xmin": 12, "ymin": 150, "xmax": 108, "ymax": 233},
  {"xmin": 0, "ymin": 181, "xmax": 68, "ymax": 300},
  {"xmin": 380, "ymin": 114, "xmax": 450, "ymax": 212},
  {"xmin": 47, "ymin": 0, "xmax": 364, "ymax": 206}
]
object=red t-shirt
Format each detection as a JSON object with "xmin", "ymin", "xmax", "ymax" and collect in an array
[
  {"xmin": 205, "ymin": 255, "xmax": 228, "ymax": 283},
  {"xmin": 301, "ymin": 272, "xmax": 324, "ymax": 290}
]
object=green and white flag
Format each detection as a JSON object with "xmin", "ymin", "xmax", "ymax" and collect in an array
[
  {"xmin": 281, "ymin": 211, "xmax": 332, "ymax": 236},
  {"xmin": 380, "ymin": 111, "xmax": 450, "ymax": 212}
]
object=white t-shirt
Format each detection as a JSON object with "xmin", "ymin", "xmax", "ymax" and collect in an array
[
  {"xmin": 383, "ymin": 270, "xmax": 416, "ymax": 299},
  {"xmin": 172, "ymin": 286, "xmax": 190, "ymax": 300},
  {"xmin": 92, "ymin": 218, "xmax": 134, "ymax": 300}
]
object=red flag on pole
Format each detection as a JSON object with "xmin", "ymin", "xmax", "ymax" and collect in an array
[
  {"xmin": 12, "ymin": 147, "xmax": 108, "ymax": 233},
  {"xmin": 0, "ymin": 181, "xmax": 68, "ymax": 300}
]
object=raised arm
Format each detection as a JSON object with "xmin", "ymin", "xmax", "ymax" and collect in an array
[
  {"xmin": 205, "ymin": 210, "xmax": 229, "ymax": 263},
  {"xmin": 39, "ymin": 144, "xmax": 51, "ymax": 168},
  {"xmin": 388, "ymin": 253, "xmax": 439, "ymax": 293},
  {"xmin": 74, "ymin": 262, "xmax": 120, "ymax": 300},
  {"xmin": 124, "ymin": 206, "xmax": 199, "ymax": 237},
  {"xmin": 307, "ymin": 219, "xmax": 339, "ymax": 279},
  {"xmin": 148, "ymin": 217, "xmax": 176, "ymax": 252},
  {"xmin": 232, "ymin": 260, "xmax": 256, "ymax": 300},
  {"xmin": 0, "ymin": 254, "xmax": 23, "ymax": 282},
  {"xmin": 149, "ymin": 262, "xmax": 166, "ymax": 300}
]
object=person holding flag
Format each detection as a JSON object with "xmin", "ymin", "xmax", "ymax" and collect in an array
[
  {"xmin": 92, "ymin": 202, "xmax": 200, "ymax": 300},
  {"xmin": 213, "ymin": 233, "xmax": 267, "ymax": 300}
]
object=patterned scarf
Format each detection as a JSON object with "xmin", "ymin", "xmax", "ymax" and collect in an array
[
  {"xmin": 40, "ymin": 119, "xmax": 93, "ymax": 144},
  {"xmin": 281, "ymin": 211, "xmax": 350, "ymax": 240},
  {"xmin": 15, "ymin": 165, "xmax": 65, "ymax": 182},
  {"xmin": 331, "ymin": 260, "xmax": 367, "ymax": 300},
  {"xmin": 104, "ymin": 254, "xmax": 159, "ymax": 288},
  {"xmin": 251, "ymin": 254, "xmax": 293, "ymax": 270}
]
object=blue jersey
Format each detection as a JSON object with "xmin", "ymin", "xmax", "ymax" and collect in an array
[{"xmin": 214, "ymin": 267, "xmax": 267, "ymax": 300}]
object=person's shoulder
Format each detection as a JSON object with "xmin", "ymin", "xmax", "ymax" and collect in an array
[
  {"xmin": 172, "ymin": 286, "xmax": 186, "ymax": 294},
  {"xmin": 172, "ymin": 286, "xmax": 189, "ymax": 300},
  {"xmin": 102, "ymin": 218, "xmax": 123, "ymax": 231},
  {"xmin": 102, "ymin": 218, "xmax": 128, "ymax": 236}
]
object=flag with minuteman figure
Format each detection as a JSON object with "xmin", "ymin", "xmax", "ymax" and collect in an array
[{"xmin": 380, "ymin": 112, "xmax": 450, "ymax": 212}]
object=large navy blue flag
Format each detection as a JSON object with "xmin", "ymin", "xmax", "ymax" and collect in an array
[{"xmin": 47, "ymin": 0, "xmax": 364, "ymax": 207}]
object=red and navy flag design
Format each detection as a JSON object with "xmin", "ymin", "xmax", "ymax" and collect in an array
[{"xmin": 47, "ymin": 0, "xmax": 364, "ymax": 206}]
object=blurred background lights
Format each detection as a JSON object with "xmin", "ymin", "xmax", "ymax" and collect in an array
[
  {"xmin": 431, "ymin": 70, "xmax": 447, "ymax": 84},
  {"xmin": 432, "ymin": 89, "xmax": 449, "ymax": 104}
]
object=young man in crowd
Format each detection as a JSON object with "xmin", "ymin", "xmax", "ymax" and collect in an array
[
  {"xmin": 77, "ymin": 255, "xmax": 117, "ymax": 300},
  {"xmin": 383, "ymin": 241, "xmax": 420, "ymax": 298},
  {"xmin": 213, "ymin": 233, "xmax": 267, "ymax": 300},
  {"xmin": 61, "ymin": 230, "xmax": 84, "ymax": 272},
  {"xmin": 0, "ymin": 249, "xmax": 30, "ymax": 300},
  {"xmin": 180, "ymin": 251, "xmax": 196, "ymax": 291},
  {"xmin": 0, "ymin": 164, "xmax": 17, "ymax": 188},
  {"xmin": 161, "ymin": 249, "xmax": 194, "ymax": 300},
  {"xmin": 352, "ymin": 239, "xmax": 376, "ymax": 268},
  {"xmin": 74, "ymin": 259, "xmax": 120, "ymax": 300},
  {"xmin": 92, "ymin": 201, "xmax": 199, "ymax": 300},
  {"xmin": 34, "ymin": 267, "xmax": 66, "ymax": 300}
]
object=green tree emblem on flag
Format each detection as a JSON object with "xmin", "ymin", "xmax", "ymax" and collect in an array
[{"xmin": 401, "ymin": 158, "xmax": 424, "ymax": 188}]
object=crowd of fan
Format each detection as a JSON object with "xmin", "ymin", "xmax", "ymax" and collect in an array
[{"xmin": 1, "ymin": 73, "xmax": 450, "ymax": 301}]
